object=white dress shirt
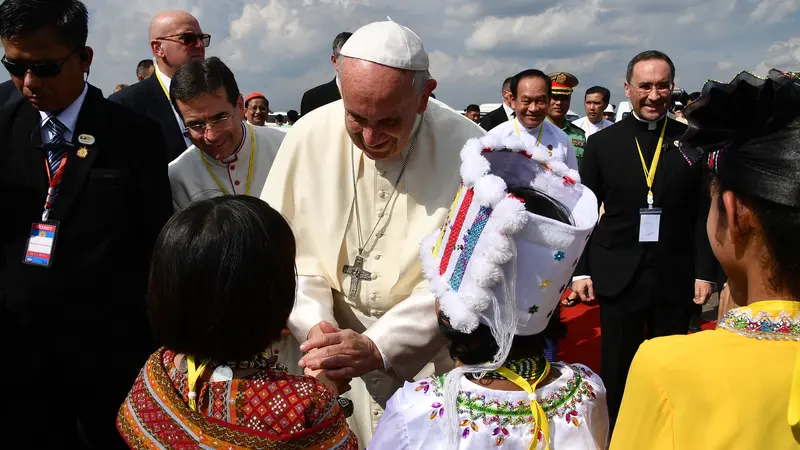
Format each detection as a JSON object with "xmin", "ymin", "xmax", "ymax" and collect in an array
[{"xmin": 39, "ymin": 83, "xmax": 88, "ymax": 144}]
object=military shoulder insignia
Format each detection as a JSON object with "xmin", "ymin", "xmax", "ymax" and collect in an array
[{"xmin": 572, "ymin": 139, "xmax": 585, "ymax": 148}]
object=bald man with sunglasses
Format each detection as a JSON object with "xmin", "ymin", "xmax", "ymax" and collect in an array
[{"xmin": 110, "ymin": 10, "xmax": 210, "ymax": 162}]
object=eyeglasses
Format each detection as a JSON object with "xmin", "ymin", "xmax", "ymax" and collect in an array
[
  {"xmin": 156, "ymin": 32, "xmax": 211, "ymax": 48},
  {"xmin": 247, "ymin": 105, "xmax": 268, "ymax": 112},
  {"xmin": 2, "ymin": 48, "xmax": 80, "ymax": 78},
  {"xmin": 634, "ymin": 83, "xmax": 673, "ymax": 95},
  {"xmin": 183, "ymin": 115, "xmax": 233, "ymax": 136}
]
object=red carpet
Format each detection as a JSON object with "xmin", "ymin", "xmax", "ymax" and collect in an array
[{"xmin": 557, "ymin": 296, "xmax": 716, "ymax": 373}]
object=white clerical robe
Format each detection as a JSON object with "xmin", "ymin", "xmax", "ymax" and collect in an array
[
  {"xmin": 261, "ymin": 99, "xmax": 485, "ymax": 447},
  {"xmin": 488, "ymin": 117, "xmax": 579, "ymax": 170},
  {"xmin": 572, "ymin": 116, "xmax": 614, "ymax": 138},
  {"xmin": 168, "ymin": 122, "xmax": 284, "ymax": 210}
]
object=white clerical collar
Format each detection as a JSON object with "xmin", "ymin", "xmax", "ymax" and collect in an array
[
  {"xmin": 207, "ymin": 122, "xmax": 248, "ymax": 167},
  {"xmin": 39, "ymin": 82, "xmax": 88, "ymax": 143},
  {"xmin": 502, "ymin": 103, "xmax": 514, "ymax": 119},
  {"xmin": 631, "ymin": 110, "xmax": 666, "ymax": 130}
]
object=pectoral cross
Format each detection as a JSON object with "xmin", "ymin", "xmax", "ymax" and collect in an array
[{"xmin": 342, "ymin": 255, "xmax": 372, "ymax": 301}]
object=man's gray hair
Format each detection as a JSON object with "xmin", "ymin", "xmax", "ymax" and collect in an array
[{"xmin": 337, "ymin": 55, "xmax": 431, "ymax": 97}]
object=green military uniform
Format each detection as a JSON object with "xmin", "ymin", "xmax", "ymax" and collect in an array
[
  {"xmin": 560, "ymin": 121, "xmax": 586, "ymax": 165},
  {"xmin": 548, "ymin": 71, "xmax": 587, "ymax": 169}
]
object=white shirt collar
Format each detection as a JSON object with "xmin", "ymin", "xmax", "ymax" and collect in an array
[
  {"xmin": 502, "ymin": 103, "xmax": 515, "ymax": 119},
  {"xmin": 515, "ymin": 117, "xmax": 545, "ymax": 135},
  {"xmin": 154, "ymin": 62, "xmax": 171, "ymax": 91},
  {"xmin": 39, "ymin": 83, "xmax": 88, "ymax": 143}
]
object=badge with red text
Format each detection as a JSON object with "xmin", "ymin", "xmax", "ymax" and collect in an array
[{"xmin": 23, "ymin": 221, "xmax": 60, "ymax": 267}]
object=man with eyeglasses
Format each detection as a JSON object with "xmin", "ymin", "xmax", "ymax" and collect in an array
[
  {"xmin": 571, "ymin": 50, "xmax": 716, "ymax": 428},
  {"xmin": 167, "ymin": 57, "xmax": 284, "ymax": 211},
  {"xmin": 244, "ymin": 91, "xmax": 269, "ymax": 126},
  {"xmin": 0, "ymin": 0, "xmax": 173, "ymax": 447},
  {"xmin": 109, "ymin": 10, "xmax": 209, "ymax": 162}
]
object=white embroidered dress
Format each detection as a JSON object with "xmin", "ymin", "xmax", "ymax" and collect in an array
[{"xmin": 369, "ymin": 363, "xmax": 609, "ymax": 449}]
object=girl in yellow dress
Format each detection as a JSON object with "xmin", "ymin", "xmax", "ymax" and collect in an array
[{"xmin": 611, "ymin": 69, "xmax": 800, "ymax": 449}]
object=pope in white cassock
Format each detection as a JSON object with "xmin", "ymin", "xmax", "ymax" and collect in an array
[
  {"xmin": 167, "ymin": 57, "xmax": 284, "ymax": 211},
  {"xmin": 261, "ymin": 19, "xmax": 485, "ymax": 446},
  {"xmin": 489, "ymin": 69, "xmax": 579, "ymax": 171}
]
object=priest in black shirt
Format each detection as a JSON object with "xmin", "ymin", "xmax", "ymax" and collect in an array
[{"xmin": 571, "ymin": 50, "xmax": 716, "ymax": 427}]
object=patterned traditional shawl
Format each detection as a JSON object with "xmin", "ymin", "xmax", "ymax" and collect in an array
[{"xmin": 117, "ymin": 348, "xmax": 357, "ymax": 449}]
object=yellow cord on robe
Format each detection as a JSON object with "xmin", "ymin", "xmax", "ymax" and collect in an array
[
  {"xmin": 496, "ymin": 362, "xmax": 551, "ymax": 450},
  {"xmin": 789, "ymin": 347, "xmax": 800, "ymax": 432},
  {"xmin": 186, "ymin": 355, "xmax": 210, "ymax": 411},
  {"xmin": 514, "ymin": 119, "xmax": 545, "ymax": 147}
]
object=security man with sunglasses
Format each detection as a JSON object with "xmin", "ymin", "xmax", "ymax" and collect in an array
[
  {"xmin": 109, "ymin": 10, "xmax": 210, "ymax": 163},
  {"xmin": 0, "ymin": 0, "xmax": 173, "ymax": 447}
]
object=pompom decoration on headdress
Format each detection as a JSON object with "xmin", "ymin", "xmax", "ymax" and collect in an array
[
  {"xmin": 420, "ymin": 133, "xmax": 598, "ymax": 450},
  {"xmin": 679, "ymin": 69, "xmax": 800, "ymax": 207}
]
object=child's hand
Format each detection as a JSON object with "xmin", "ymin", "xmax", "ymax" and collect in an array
[{"xmin": 304, "ymin": 367, "xmax": 352, "ymax": 395}]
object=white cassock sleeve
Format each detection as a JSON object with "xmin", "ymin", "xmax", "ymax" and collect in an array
[
  {"xmin": 288, "ymin": 275, "xmax": 339, "ymax": 341},
  {"xmin": 363, "ymin": 288, "xmax": 447, "ymax": 381}
]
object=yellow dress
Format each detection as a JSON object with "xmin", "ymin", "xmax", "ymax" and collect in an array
[{"xmin": 611, "ymin": 300, "xmax": 800, "ymax": 450}]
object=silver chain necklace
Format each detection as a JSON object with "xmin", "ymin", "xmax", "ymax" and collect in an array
[
  {"xmin": 341, "ymin": 119, "xmax": 423, "ymax": 302},
  {"xmin": 350, "ymin": 118, "xmax": 423, "ymax": 256}
]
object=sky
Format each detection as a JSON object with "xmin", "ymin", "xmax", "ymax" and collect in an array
[{"xmin": 1, "ymin": 0, "xmax": 799, "ymax": 113}]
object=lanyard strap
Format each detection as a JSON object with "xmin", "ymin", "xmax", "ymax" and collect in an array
[
  {"xmin": 635, "ymin": 119, "xmax": 668, "ymax": 207},
  {"xmin": 42, "ymin": 154, "xmax": 68, "ymax": 222},
  {"xmin": 154, "ymin": 67, "xmax": 170, "ymax": 100},
  {"xmin": 186, "ymin": 355, "xmax": 210, "ymax": 411},
  {"xmin": 514, "ymin": 119, "xmax": 545, "ymax": 147},
  {"xmin": 199, "ymin": 123, "xmax": 257, "ymax": 196},
  {"xmin": 496, "ymin": 362, "xmax": 552, "ymax": 450}
]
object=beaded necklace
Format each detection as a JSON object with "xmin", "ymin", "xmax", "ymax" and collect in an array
[{"xmin": 471, "ymin": 356, "xmax": 548, "ymax": 381}]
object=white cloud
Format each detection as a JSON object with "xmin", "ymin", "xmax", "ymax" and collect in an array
[
  {"xmin": 754, "ymin": 37, "xmax": 800, "ymax": 75},
  {"xmin": 751, "ymin": 0, "xmax": 800, "ymax": 24},
  {"xmin": 465, "ymin": 0, "xmax": 603, "ymax": 52}
]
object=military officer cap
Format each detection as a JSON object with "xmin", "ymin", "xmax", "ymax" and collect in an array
[{"xmin": 548, "ymin": 72, "xmax": 579, "ymax": 96}]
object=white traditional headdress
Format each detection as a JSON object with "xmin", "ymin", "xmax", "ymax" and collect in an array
[{"xmin": 419, "ymin": 133, "xmax": 598, "ymax": 448}]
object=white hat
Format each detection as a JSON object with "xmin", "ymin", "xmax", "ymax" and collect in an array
[
  {"xmin": 339, "ymin": 17, "xmax": 429, "ymax": 71},
  {"xmin": 604, "ymin": 104, "xmax": 615, "ymax": 113},
  {"xmin": 421, "ymin": 133, "xmax": 597, "ymax": 336},
  {"xmin": 421, "ymin": 133, "xmax": 598, "ymax": 448}
]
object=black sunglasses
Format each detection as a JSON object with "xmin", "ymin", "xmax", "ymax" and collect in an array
[
  {"xmin": 156, "ymin": 32, "xmax": 211, "ymax": 48},
  {"xmin": 2, "ymin": 48, "xmax": 80, "ymax": 78}
]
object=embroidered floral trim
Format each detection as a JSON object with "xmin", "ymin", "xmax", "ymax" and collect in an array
[
  {"xmin": 718, "ymin": 306, "xmax": 800, "ymax": 341},
  {"xmin": 419, "ymin": 364, "xmax": 597, "ymax": 444}
]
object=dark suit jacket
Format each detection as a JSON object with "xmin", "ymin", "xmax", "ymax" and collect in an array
[
  {"xmin": 575, "ymin": 115, "xmax": 716, "ymax": 298},
  {"xmin": 0, "ymin": 85, "xmax": 173, "ymax": 448},
  {"xmin": 0, "ymin": 79, "xmax": 22, "ymax": 106},
  {"xmin": 479, "ymin": 105, "xmax": 510, "ymax": 131},
  {"xmin": 108, "ymin": 74, "xmax": 187, "ymax": 162},
  {"xmin": 300, "ymin": 78, "xmax": 340, "ymax": 116}
]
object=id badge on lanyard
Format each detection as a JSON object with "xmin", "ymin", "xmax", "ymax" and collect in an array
[{"xmin": 23, "ymin": 149, "xmax": 68, "ymax": 268}]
